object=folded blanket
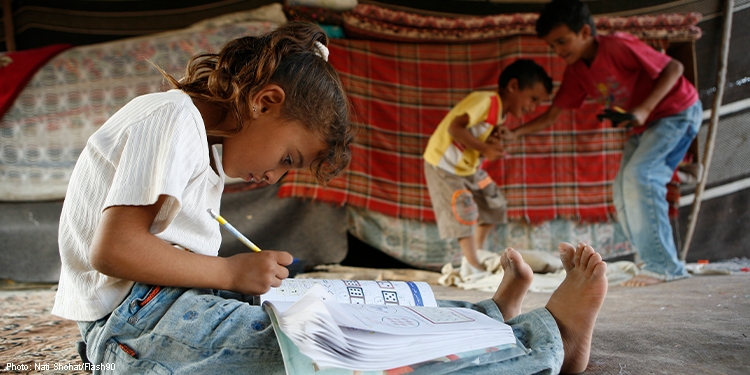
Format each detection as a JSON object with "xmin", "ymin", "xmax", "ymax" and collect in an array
[
  {"xmin": 0, "ymin": 44, "xmax": 72, "ymax": 118},
  {"xmin": 342, "ymin": 4, "xmax": 702, "ymax": 43}
]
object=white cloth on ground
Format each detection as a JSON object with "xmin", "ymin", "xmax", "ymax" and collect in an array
[{"xmin": 438, "ymin": 249, "xmax": 639, "ymax": 293}]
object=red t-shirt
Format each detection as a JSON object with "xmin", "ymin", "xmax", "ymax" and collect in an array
[{"xmin": 553, "ymin": 33, "xmax": 698, "ymax": 134}]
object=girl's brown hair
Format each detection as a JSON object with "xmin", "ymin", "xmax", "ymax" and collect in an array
[{"xmin": 160, "ymin": 22, "xmax": 354, "ymax": 184}]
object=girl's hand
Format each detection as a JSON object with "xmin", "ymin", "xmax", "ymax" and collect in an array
[{"xmin": 225, "ymin": 250, "xmax": 294, "ymax": 295}]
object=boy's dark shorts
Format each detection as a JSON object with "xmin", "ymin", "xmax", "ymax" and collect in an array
[{"xmin": 424, "ymin": 161, "xmax": 507, "ymax": 240}]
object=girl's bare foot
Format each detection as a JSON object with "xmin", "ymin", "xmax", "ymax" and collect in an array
[
  {"xmin": 621, "ymin": 274, "xmax": 663, "ymax": 287},
  {"xmin": 545, "ymin": 242, "xmax": 608, "ymax": 374},
  {"xmin": 492, "ymin": 248, "xmax": 534, "ymax": 320}
]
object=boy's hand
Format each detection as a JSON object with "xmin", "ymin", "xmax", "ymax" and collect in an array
[
  {"xmin": 496, "ymin": 125, "xmax": 517, "ymax": 141},
  {"xmin": 481, "ymin": 141, "xmax": 506, "ymax": 161},
  {"xmin": 487, "ymin": 127, "xmax": 502, "ymax": 143},
  {"xmin": 628, "ymin": 107, "xmax": 650, "ymax": 127},
  {"xmin": 225, "ymin": 250, "xmax": 293, "ymax": 295},
  {"xmin": 597, "ymin": 108, "xmax": 636, "ymax": 128}
]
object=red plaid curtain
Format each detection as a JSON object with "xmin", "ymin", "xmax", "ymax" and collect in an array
[{"xmin": 278, "ymin": 36, "xmax": 627, "ymax": 223}]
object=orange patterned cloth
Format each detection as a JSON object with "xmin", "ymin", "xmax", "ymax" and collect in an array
[{"xmin": 342, "ymin": 4, "xmax": 702, "ymax": 43}]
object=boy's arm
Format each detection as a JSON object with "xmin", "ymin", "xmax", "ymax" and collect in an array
[
  {"xmin": 448, "ymin": 113, "xmax": 504, "ymax": 161},
  {"xmin": 627, "ymin": 58, "xmax": 684, "ymax": 127},
  {"xmin": 90, "ymin": 195, "xmax": 293, "ymax": 295},
  {"xmin": 504, "ymin": 105, "xmax": 563, "ymax": 140}
]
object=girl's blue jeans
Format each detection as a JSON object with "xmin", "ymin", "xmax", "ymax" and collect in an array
[
  {"xmin": 78, "ymin": 283, "xmax": 563, "ymax": 374},
  {"xmin": 613, "ymin": 100, "xmax": 702, "ymax": 281}
]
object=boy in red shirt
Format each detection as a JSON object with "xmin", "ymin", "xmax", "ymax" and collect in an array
[{"xmin": 506, "ymin": 0, "xmax": 701, "ymax": 286}]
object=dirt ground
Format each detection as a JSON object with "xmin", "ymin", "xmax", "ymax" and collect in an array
[
  {"xmin": 1, "ymin": 287, "xmax": 86, "ymax": 375},
  {"xmin": 2, "ymin": 273, "xmax": 749, "ymax": 375}
]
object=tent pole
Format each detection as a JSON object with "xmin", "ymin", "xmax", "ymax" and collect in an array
[
  {"xmin": 680, "ymin": 0, "xmax": 734, "ymax": 261},
  {"xmin": 2, "ymin": 0, "xmax": 15, "ymax": 51}
]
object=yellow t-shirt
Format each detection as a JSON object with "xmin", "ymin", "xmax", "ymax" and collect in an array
[{"xmin": 423, "ymin": 91, "xmax": 503, "ymax": 176}]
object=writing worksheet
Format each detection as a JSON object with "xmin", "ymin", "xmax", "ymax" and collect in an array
[
  {"xmin": 263, "ymin": 285, "xmax": 521, "ymax": 372},
  {"xmin": 326, "ymin": 303, "xmax": 491, "ymax": 335},
  {"xmin": 260, "ymin": 279, "xmax": 437, "ymax": 307}
]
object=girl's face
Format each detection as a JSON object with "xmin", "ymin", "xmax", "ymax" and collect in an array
[{"xmin": 221, "ymin": 102, "xmax": 324, "ymax": 185}]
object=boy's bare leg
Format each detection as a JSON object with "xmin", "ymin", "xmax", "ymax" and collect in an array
[
  {"xmin": 458, "ymin": 235, "xmax": 484, "ymax": 271},
  {"xmin": 545, "ymin": 242, "xmax": 608, "ymax": 374},
  {"xmin": 492, "ymin": 248, "xmax": 534, "ymax": 319},
  {"xmin": 475, "ymin": 223, "xmax": 494, "ymax": 250},
  {"xmin": 621, "ymin": 274, "xmax": 663, "ymax": 287}
]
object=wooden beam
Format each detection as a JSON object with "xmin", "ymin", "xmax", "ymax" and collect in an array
[
  {"xmin": 2, "ymin": 0, "xmax": 15, "ymax": 51},
  {"xmin": 680, "ymin": 0, "xmax": 734, "ymax": 261}
]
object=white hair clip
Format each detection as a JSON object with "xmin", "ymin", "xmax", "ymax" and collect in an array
[{"xmin": 314, "ymin": 41, "xmax": 329, "ymax": 62}]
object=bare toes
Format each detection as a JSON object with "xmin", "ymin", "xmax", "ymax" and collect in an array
[
  {"xmin": 585, "ymin": 248, "xmax": 602, "ymax": 273},
  {"xmin": 500, "ymin": 248, "xmax": 512, "ymax": 270},
  {"xmin": 573, "ymin": 242, "xmax": 586, "ymax": 267},
  {"xmin": 558, "ymin": 242, "xmax": 576, "ymax": 271},
  {"xmin": 621, "ymin": 275, "xmax": 662, "ymax": 287},
  {"xmin": 504, "ymin": 247, "xmax": 522, "ymax": 266},
  {"xmin": 591, "ymin": 255, "xmax": 607, "ymax": 276},
  {"xmin": 577, "ymin": 243, "xmax": 595, "ymax": 267}
]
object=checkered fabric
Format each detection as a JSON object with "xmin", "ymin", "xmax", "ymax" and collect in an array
[
  {"xmin": 489, "ymin": 104, "xmax": 626, "ymax": 223},
  {"xmin": 277, "ymin": 35, "xmax": 635, "ymax": 223}
]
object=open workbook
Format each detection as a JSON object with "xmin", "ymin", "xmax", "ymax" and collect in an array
[{"xmin": 260, "ymin": 279, "xmax": 528, "ymax": 374}]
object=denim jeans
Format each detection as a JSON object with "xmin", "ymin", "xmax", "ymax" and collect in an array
[
  {"xmin": 78, "ymin": 284, "xmax": 285, "ymax": 375},
  {"xmin": 439, "ymin": 300, "xmax": 563, "ymax": 375},
  {"xmin": 79, "ymin": 283, "xmax": 563, "ymax": 374},
  {"xmin": 613, "ymin": 100, "xmax": 702, "ymax": 281}
]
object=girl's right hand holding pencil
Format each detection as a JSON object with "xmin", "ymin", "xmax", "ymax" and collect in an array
[{"xmin": 223, "ymin": 250, "xmax": 294, "ymax": 295}]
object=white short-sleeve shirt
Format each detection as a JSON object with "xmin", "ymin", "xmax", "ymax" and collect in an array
[{"xmin": 52, "ymin": 90, "xmax": 225, "ymax": 321}]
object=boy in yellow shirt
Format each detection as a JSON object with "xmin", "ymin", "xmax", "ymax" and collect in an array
[{"xmin": 423, "ymin": 59, "xmax": 553, "ymax": 273}]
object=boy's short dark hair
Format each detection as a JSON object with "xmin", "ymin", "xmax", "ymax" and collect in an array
[
  {"xmin": 498, "ymin": 59, "xmax": 553, "ymax": 95},
  {"xmin": 536, "ymin": 0, "xmax": 596, "ymax": 38}
]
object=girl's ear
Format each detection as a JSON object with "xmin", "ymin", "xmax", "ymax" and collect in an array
[{"xmin": 253, "ymin": 84, "xmax": 286, "ymax": 116}]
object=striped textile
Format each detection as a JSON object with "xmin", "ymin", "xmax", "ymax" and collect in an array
[
  {"xmin": 341, "ymin": 4, "xmax": 702, "ymax": 44},
  {"xmin": 491, "ymin": 105, "xmax": 626, "ymax": 223},
  {"xmin": 278, "ymin": 35, "xmax": 628, "ymax": 223}
]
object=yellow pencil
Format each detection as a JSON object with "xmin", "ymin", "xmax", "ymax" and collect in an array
[{"xmin": 207, "ymin": 209, "xmax": 262, "ymax": 252}]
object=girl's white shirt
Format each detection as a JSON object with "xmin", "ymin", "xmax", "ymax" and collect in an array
[{"xmin": 53, "ymin": 90, "xmax": 225, "ymax": 321}]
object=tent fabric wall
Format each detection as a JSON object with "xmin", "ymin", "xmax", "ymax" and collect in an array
[
  {"xmin": 278, "ymin": 6, "xmax": 702, "ymax": 224},
  {"xmin": 0, "ymin": 19, "xmax": 280, "ymax": 201},
  {"xmin": 0, "ymin": 0, "xmax": 279, "ymax": 51},
  {"xmin": 341, "ymin": 0, "xmax": 750, "ymax": 262},
  {"xmin": 1, "ymin": 0, "xmax": 746, "ymax": 279},
  {"xmin": 677, "ymin": 107, "xmax": 750, "ymax": 262}
]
